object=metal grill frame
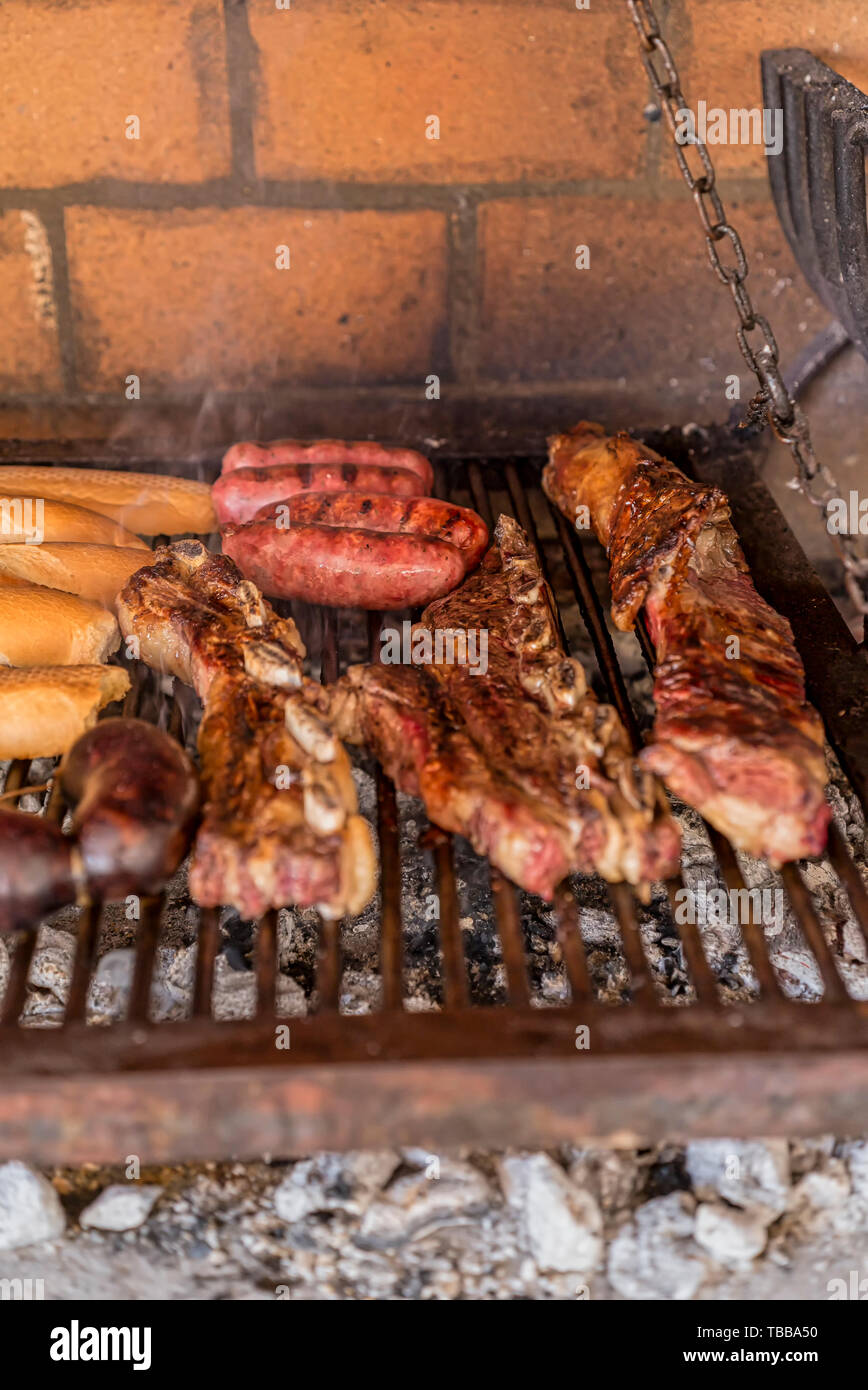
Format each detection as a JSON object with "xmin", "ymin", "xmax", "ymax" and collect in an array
[{"xmin": 1, "ymin": 432, "xmax": 868, "ymax": 1164}]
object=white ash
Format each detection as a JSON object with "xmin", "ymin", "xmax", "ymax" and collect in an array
[
  {"xmin": 80, "ymin": 1185, "xmax": 162, "ymax": 1232},
  {"xmin": 0, "ymin": 1139, "xmax": 863, "ymax": 1298},
  {"xmin": 607, "ymin": 1192, "xmax": 707, "ymax": 1301},
  {"xmin": 694, "ymin": 1202, "xmax": 768, "ymax": 1264},
  {"xmin": 685, "ymin": 1139, "xmax": 790, "ymax": 1221},
  {"xmin": 0, "ymin": 1160, "xmax": 66, "ymax": 1250},
  {"xmin": 497, "ymin": 1152, "xmax": 602, "ymax": 1274},
  {"xmin": 356, "ymin": 1157, "xmax": 492, "ymax": 1249}
]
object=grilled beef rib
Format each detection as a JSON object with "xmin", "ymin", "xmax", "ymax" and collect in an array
[
  {"xmin": 313, "ymin": 515, "xmax": 680, "ymax": 900},
  {"xmin": 118, "ymin": 541, "xmax": 375, "ymax": 919},
  {"xmin": 544, "ymin": 422, "xmax": 830, "ymax": 865}
]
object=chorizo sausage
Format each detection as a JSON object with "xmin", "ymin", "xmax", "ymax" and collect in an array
[
  {"xmin": 212, "ymin": 461, "xmax": 427, "ymax": 527},
  {"xmin": 222, "ymin": 494, "xmax": 489, "ymax": 610},
  {"xmin": 221, "ymin": 439, "xmax": 434, "ymax": 491}
]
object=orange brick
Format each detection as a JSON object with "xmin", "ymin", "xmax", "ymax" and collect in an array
[
  {"xmin": 0, "ymin": 0, "xmax": 230, "ymax": 185},
  {"xmin": 0, "ymin": 209, "xmax": 62, "ymax": 392},
  {"xmin": 675, "ymin": 0, "xmax": 868, "ymax": 174},
  {"xmin": 478, "ymin": 194, "xmax": 827, "ymax": 402},
  {"xmin": 248, "ymin": 0, "xmax": 647, "ymax": 182},
  {"xmin": 65, "ymin": 207, "xmax": 447, "ymax": 390}
]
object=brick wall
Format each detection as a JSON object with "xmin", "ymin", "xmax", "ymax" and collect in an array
[{"xmin": 0, "ymin": 0, "xmax": 865, "ymax": 457}]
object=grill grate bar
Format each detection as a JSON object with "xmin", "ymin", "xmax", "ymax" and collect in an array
[
  {"xmin": 192, "ymin": 908, "xmax": 220, "ymax": 1017},
  {"xmin": 315, "ymin": 914, "xmax": 342, "ymax": 1011},
  {"xmin": 827, "ymin": 822, "xmax": 868, "ymax": 954},
  {"xmin": 369, "ymin": 611, "xmax": 405, "ymax": 1010},
  {"xmin": 63, "ymin": 902, "xmax": 102, "ymax": 1024},
  {"xmin": 490, "ymin": 870, "xmax": 530, "ymax": 1005},
  {"xmin": 433, "ymin": 835, "xmax": 467, "ymax": 1010},
  {"xmin": 549, "ymin": 503, "xmax": 644, "ymax": 746},
  {"xmin": 705, "ymin": 829, "xmax": 785, "ymax": 1000},
  {"xmin": 375, "ymin": 768, "xmax": 404, "ymax": 1010},
  {"xmin": 780, "ymin": 863, "xmax": 850, "ymax": 1001},
  {"xmin": 554, "ymin": 885, "xmax": 592, "ymax": 1001},
  {"xmin": 0, "ymin": 932, "xmax": 37, "ymax": 1027},
  {"xmin": 255, "ymin": 910, "xmax": 278, "ymax": 1016},
  {"xmin": 127, "ymin": 896, "xmax": 163, "ymax": 1023},
  {"xmin": 608, "ymin": 882, "xmax": 655, "ymax": 1003}
]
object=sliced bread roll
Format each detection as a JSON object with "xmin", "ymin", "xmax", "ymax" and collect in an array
[
  {"xmin": 0, "ymin": 497, "xmax": 149, "ymax": 549},
  {"xmin": 0, "ymin": 665, "xmax": 130, "ymax": 759},
  {"xmin": 0, "ymin": 587, "xmax": 120, "ymax": 666},
  {"xmin": 0, "ymin": 544, "xmax": 151, "ymax": 611},
  {"xmin": 0, "ymin": 467, "xmax": 216, "ymax": 536}
]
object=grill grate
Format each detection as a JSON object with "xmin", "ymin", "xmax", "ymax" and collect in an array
[{"xmin": 1, "ymin": 448, "xmax": 868, "ymax": 1161}]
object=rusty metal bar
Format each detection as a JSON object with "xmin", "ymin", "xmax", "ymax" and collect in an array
[
  {"xmin": 660, "ymin": 877, "xmax": 721, "ymax": 1006},
  {"xmin": 705, "ymin": 829, "xmax": 784, "ymax": 1000},
  {"xmin": 553, "ymin": 885, "xmax": 592, "ymax": 1002},
  {"xmin": 321, "ymin": 607, "xmax": 339, "ymax": 686},
  {"xmin": 127, "ymin": 897, "xmax": 163, "ymax": 1023},
  {"xmin": 63, "ymin": 903, "xmax": 103, "ymax": 1024},
  {"xmin": 468, "ymin": 462, "xmax": 496, "ymax": 533},
  {"xmin": 780, "ymin": 863, "xmax": 850, "ymax": 1002},
  {"xmin": 548, "ymin": 504, "xmax": 644, "ymax": 746},
  {"xmin": 375, "ymin": 768, "xmax": 404, "ymax": 1011},
  {"xmin": 255, "ymin": 911, "xmax": 278, "ymax": 1017},
  {"xmin": 192, "ymin": 908, "xmax": 219, "ymax": 1018},
  {"xmin": 608, "ymin": 882, "xmax": 660, "ymax": 1004},
  {"xmin": 434, "ymin": 835, "xmax": 467, "ymax": 1010},
  {"xmin": 368, "ymin": 612, "xmax": 404, "ymax": 1012},
  {"xmin": 0, "ymin": 932, "xmax": 37, "ymax": 1027},
  {"xmin": 490, "ymin": 870, "xmax": 530, "ymax": 1006},
  {"xmin": 315, "ymin": 915, "xmax": 342, "ymax": 1012},
  {"xmin": 827, "ymin": 821, "xmax": 868, "ymax": 953}
]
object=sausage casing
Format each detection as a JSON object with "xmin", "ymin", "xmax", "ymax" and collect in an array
[
  {"xmin": 221, "ymin": 439, "xmax": 434, "ymax": 491},
  {"xmin": 213, "ymin": 462, "xmax": 427, "ymax": 526},
  {"xmin": 0, "ymin": 810, "xmax": 78, "ymax": 933},
  {"xmin": 60, "ymin": 718, "xmax": 200, "ymax": 898},
  {"xmin": 222, "ymin": 494, "xmax": 489, "ymax": 609}
]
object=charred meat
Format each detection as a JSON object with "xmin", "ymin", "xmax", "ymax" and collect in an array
[
  {"xmin": 118, "ymin": 541, "xmax": 376, "ymax": 920},
  {"xmin": 314, "ymin": 516, "xmax": 680, "ymax": 900},
  {"xmin": 544, "ymin": 422, "xmax": 830, "ymax": 864}
]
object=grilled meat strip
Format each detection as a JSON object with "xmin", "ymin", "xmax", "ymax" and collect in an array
[
  {"xmin": 118, "ymin": 541, "xmax": 375, "ymax": 919},
  {"xmin": 313, "ymin": 516, "xmax": 680, "ymax": 900},
  {"xmin": 544, "ymin": 422, "xmax": 830, "ymax": 864}
]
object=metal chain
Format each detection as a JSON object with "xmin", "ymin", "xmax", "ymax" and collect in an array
[{"xmin": 627, "ymin": 0, "xmax": 868, "ymax": 615}]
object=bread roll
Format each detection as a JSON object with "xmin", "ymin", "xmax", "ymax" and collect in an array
[
  {"xmin": 0, "ymin": 665, "xmax": 130, "ymax": 759},
  {"xmin": 0, "ymin": 466, "xmax": 216, "ymax": 536},
  {"xmin": 0, "ymin": 496, "xmax": 149, "ymax": 549},
  {"xmin": 0, "ymin": 544, "xmax": 151, "ymax": 611},
  {"xmin": 0, "ymin": 587, "xmax": 120, "ymax": 666}
]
